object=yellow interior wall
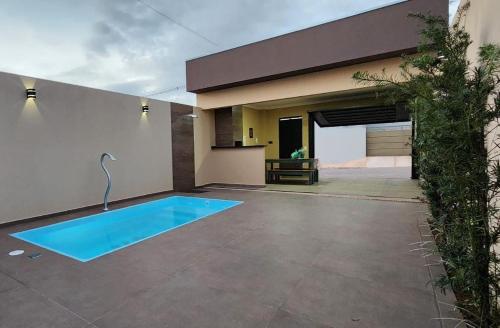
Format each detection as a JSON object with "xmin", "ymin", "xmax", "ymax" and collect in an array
[
  {"xmin": 241, "ymin": 97, "xmax": 385, "ymax": 159},
  {"xmin": 242, "ymin": 108, "xmax": 264, "ymax": 146},
  {"xmin": 261, "ymin": 108, "xmax": 309, "ymax": 159}
]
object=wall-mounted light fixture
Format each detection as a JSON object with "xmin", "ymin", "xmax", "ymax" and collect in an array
[
  {"xmin": 279, "ymin": 116, "xmax": 302, "ymax": 121},
  {"xmin": 435, "ymin": 54, "xmax": 448, "ymax": 64},
  {"xmin": 26, "ymin": 88, "xmax": 36, "ymax": 99},
  {"xmin": 184, "ymin": 113, "xmax": 198, "ymax": 118},
  {"xmin": 141, "ymin": 105, "xmax": 149, "ymax": 113}
]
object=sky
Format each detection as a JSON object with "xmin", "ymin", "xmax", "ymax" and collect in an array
[{"xmin": 0, "ymin": 0, "xmax": 460, "ymax": 105}]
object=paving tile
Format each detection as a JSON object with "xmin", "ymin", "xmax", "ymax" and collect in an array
[
  {"xmin": 252, "ymin": 196, "xmax": 422, "ymax": 244},
  {"xmin": 88, "ymin": 234, "xmax": 210, "ymax": 276},
  {"xmin": 153, "ymin": 215, "xmax": 251, "ymax": 249},
  {"xmin": 25, "ymin": 262, "xmax": 171, "ymax": 320},
  {"xmin": 0, "ymin": 271, "xmax": 22, "ymax": 293},
  {"xmin": 93, "ymin": 273, "xmax": 276, "ymax": 328},
  {"xmin": 283, "ymin": 268, "xmax": 440, "ymax": 328},
  {"xmin": 0, "ymin": 249, "xmax": 174, "ymax": 320},
  {"xmin": 0, "ymin": 286, "xmax": 88, "ymax": 328},
  {"xmin": 178, "ymin": 246, "xmax": 308, "ymax": 307},
  {"xmin": 312, "ymin": 236, "xmax": 431, "ymax": 292},
  {"xmin": 266, "ymin": 309, "xmax": 334, "ymax": 328},
  {"xmin": 262, "ymin": 167, "xmax": 421, "ymax": 199},
  {"xmin": 225, "ymin": 229, "xmax": 326, "ymax": 266},
  {"xmin": 0, "ymin": 236, "xmax": 77, "ymax": 278}
]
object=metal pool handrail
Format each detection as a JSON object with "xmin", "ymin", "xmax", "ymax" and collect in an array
[{"xmin": 100, "ymin": 153, "xmax": 116, "ymax": 211}]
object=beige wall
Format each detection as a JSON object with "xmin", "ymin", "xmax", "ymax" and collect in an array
[
  {"xmin": 456, "ymin": 0, "xmax": 500, "ymax": 153},
  {"xmin": 0, "ymin": 71, "xmax": 173, "ymax": 224},
  {"xmin": 457, "ymin": 0, "xmax": 500, "ymax": 65},
  {"xmin": 456, "ymin": 0, "xmax": 500, "ymax": 251},
  {"xmin": 196, "ymin": 57, "xmax": 405, "ymax": 109},
  {"xmin": 202, "ymin": 148, "xmax": 266, "ymax": 186},
  {"xmin": 194, "ymin": 107, "xmax": 266, "ymax": 186}
]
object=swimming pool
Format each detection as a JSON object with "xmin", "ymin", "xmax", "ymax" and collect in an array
[{"xmin": 11, "ymin": 196, "xmax": 242, "ymax": 262}]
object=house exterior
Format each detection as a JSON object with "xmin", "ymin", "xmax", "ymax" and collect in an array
[{"xmin": 187, "ymin": 0, "xmax": 448, "ymax": 187}]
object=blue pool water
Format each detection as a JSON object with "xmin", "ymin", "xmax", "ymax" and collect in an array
[{"xmin": 11, "ymin": 196, "xmax": 242, "ymax": 262}]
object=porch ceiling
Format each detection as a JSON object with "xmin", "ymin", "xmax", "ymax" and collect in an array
[{"xmin": 243, "ymin": 88, "xmax": 382, "ymax": 111}]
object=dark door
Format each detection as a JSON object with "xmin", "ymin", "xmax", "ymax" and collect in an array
[{"xmin": 279, "ymin": 117, "xmax": 302, "ymax": 158}]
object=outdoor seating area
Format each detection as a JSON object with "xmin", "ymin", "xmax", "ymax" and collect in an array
[{"xmin": 265, "ymin": 158, "xmax": 319, "ymax": 185}]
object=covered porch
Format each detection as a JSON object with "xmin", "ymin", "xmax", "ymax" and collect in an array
[
  {"xmin": 240, "ymin": 88, "xmax": 412, "ymax": 181},
  {"xmin": 194, "ymin": 87, "xmax": 415, "ymax": 196}
]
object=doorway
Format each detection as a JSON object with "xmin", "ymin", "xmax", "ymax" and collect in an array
[{"xmin": 279, "ymin": 116, "xmax": 302, "ymax": 158}]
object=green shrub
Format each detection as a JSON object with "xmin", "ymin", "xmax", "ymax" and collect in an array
[{"xmin": 354, "ymin": 3, "xmax": 500, "ymax": 326}]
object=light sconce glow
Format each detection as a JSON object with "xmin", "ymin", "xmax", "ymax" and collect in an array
[
  {"xmin": 141, "ymin": 105, "xmax": 149, "ymax": 113},
  {"xmin": 436, "ymin": 54, "xmax": 448, "ymax": 62},
  {"xmin": 279, "ymin": 116, "xmax": 302, "ymax": 121},
  {"xmin": 26, "ymin": 88, "xmax": 36, "ymax": 99},
  {"xmin": 184, "ymin": 113, "xmax": 198, "ymax": 118}
]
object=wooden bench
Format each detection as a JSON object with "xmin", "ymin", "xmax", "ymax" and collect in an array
[
  {"xmin": 267, "ymin": 169, "xmax": 316, "ymax": 185},
  {"xmin": 265, "ymin": 159, "xmax": 319, "ymax": 185}
]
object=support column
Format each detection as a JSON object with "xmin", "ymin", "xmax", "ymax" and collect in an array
[
  {"xmin": 411, "ymin": 118, "xmax": 419, "ymax": 180},
  {"xmin": 171, "ymin": 103, "xmax": 195, "ymax": 192}
]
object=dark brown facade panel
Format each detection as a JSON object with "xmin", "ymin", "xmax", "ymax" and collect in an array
[
  {"xmin": 214, "ymin": 107, "xmax": 234, "ymax": 146},
  {"xmin": 170, "ymin": 102, "xmax": 195, "ymax": 192},
  {"xmin": 186, "ymin": 0, "xmax": 448, "ymax": 93}
]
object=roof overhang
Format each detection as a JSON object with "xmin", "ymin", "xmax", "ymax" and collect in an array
[
  {"xmin": 312, "ymin": 104, "xmax": 410, "ymax": 128},
  {"xmin": 186, "ymin": 0, "xmax": 448, "ymax": 94}
]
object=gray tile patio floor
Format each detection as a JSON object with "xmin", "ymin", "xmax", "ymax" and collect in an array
[
  {"xmin": 263, "ymin": 167, "xmax": 423, "ymax": 200},
  {"xmin": 0, "ymin": 189, "xmax": 456, "ymax": 327}
]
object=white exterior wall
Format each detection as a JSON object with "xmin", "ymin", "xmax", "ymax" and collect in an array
[{"xmin": 314, "ymin": 123, "xmax": 366, "ymax": 166}]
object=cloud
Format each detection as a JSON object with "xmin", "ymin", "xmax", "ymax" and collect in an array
[
  {"xmin": 74, "ymin": 0, "xmax": 400, "ymax": 104},
  {"xmin": 3, "ymin": 0, "xmax": 451, "ymax": 106},
  {"xmin": 86, "ymin": 22, "xmax": 127, "ymax": 56}
]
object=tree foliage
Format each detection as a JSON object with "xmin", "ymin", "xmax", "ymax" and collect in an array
[{"xmin": 354, "ymin": 3, "xmax": 500, "ymax": 327}]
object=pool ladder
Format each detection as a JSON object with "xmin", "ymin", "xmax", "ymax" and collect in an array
[{"xmin": 100, "ymin": 153, "xmax": 116, "ymax": 211}]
